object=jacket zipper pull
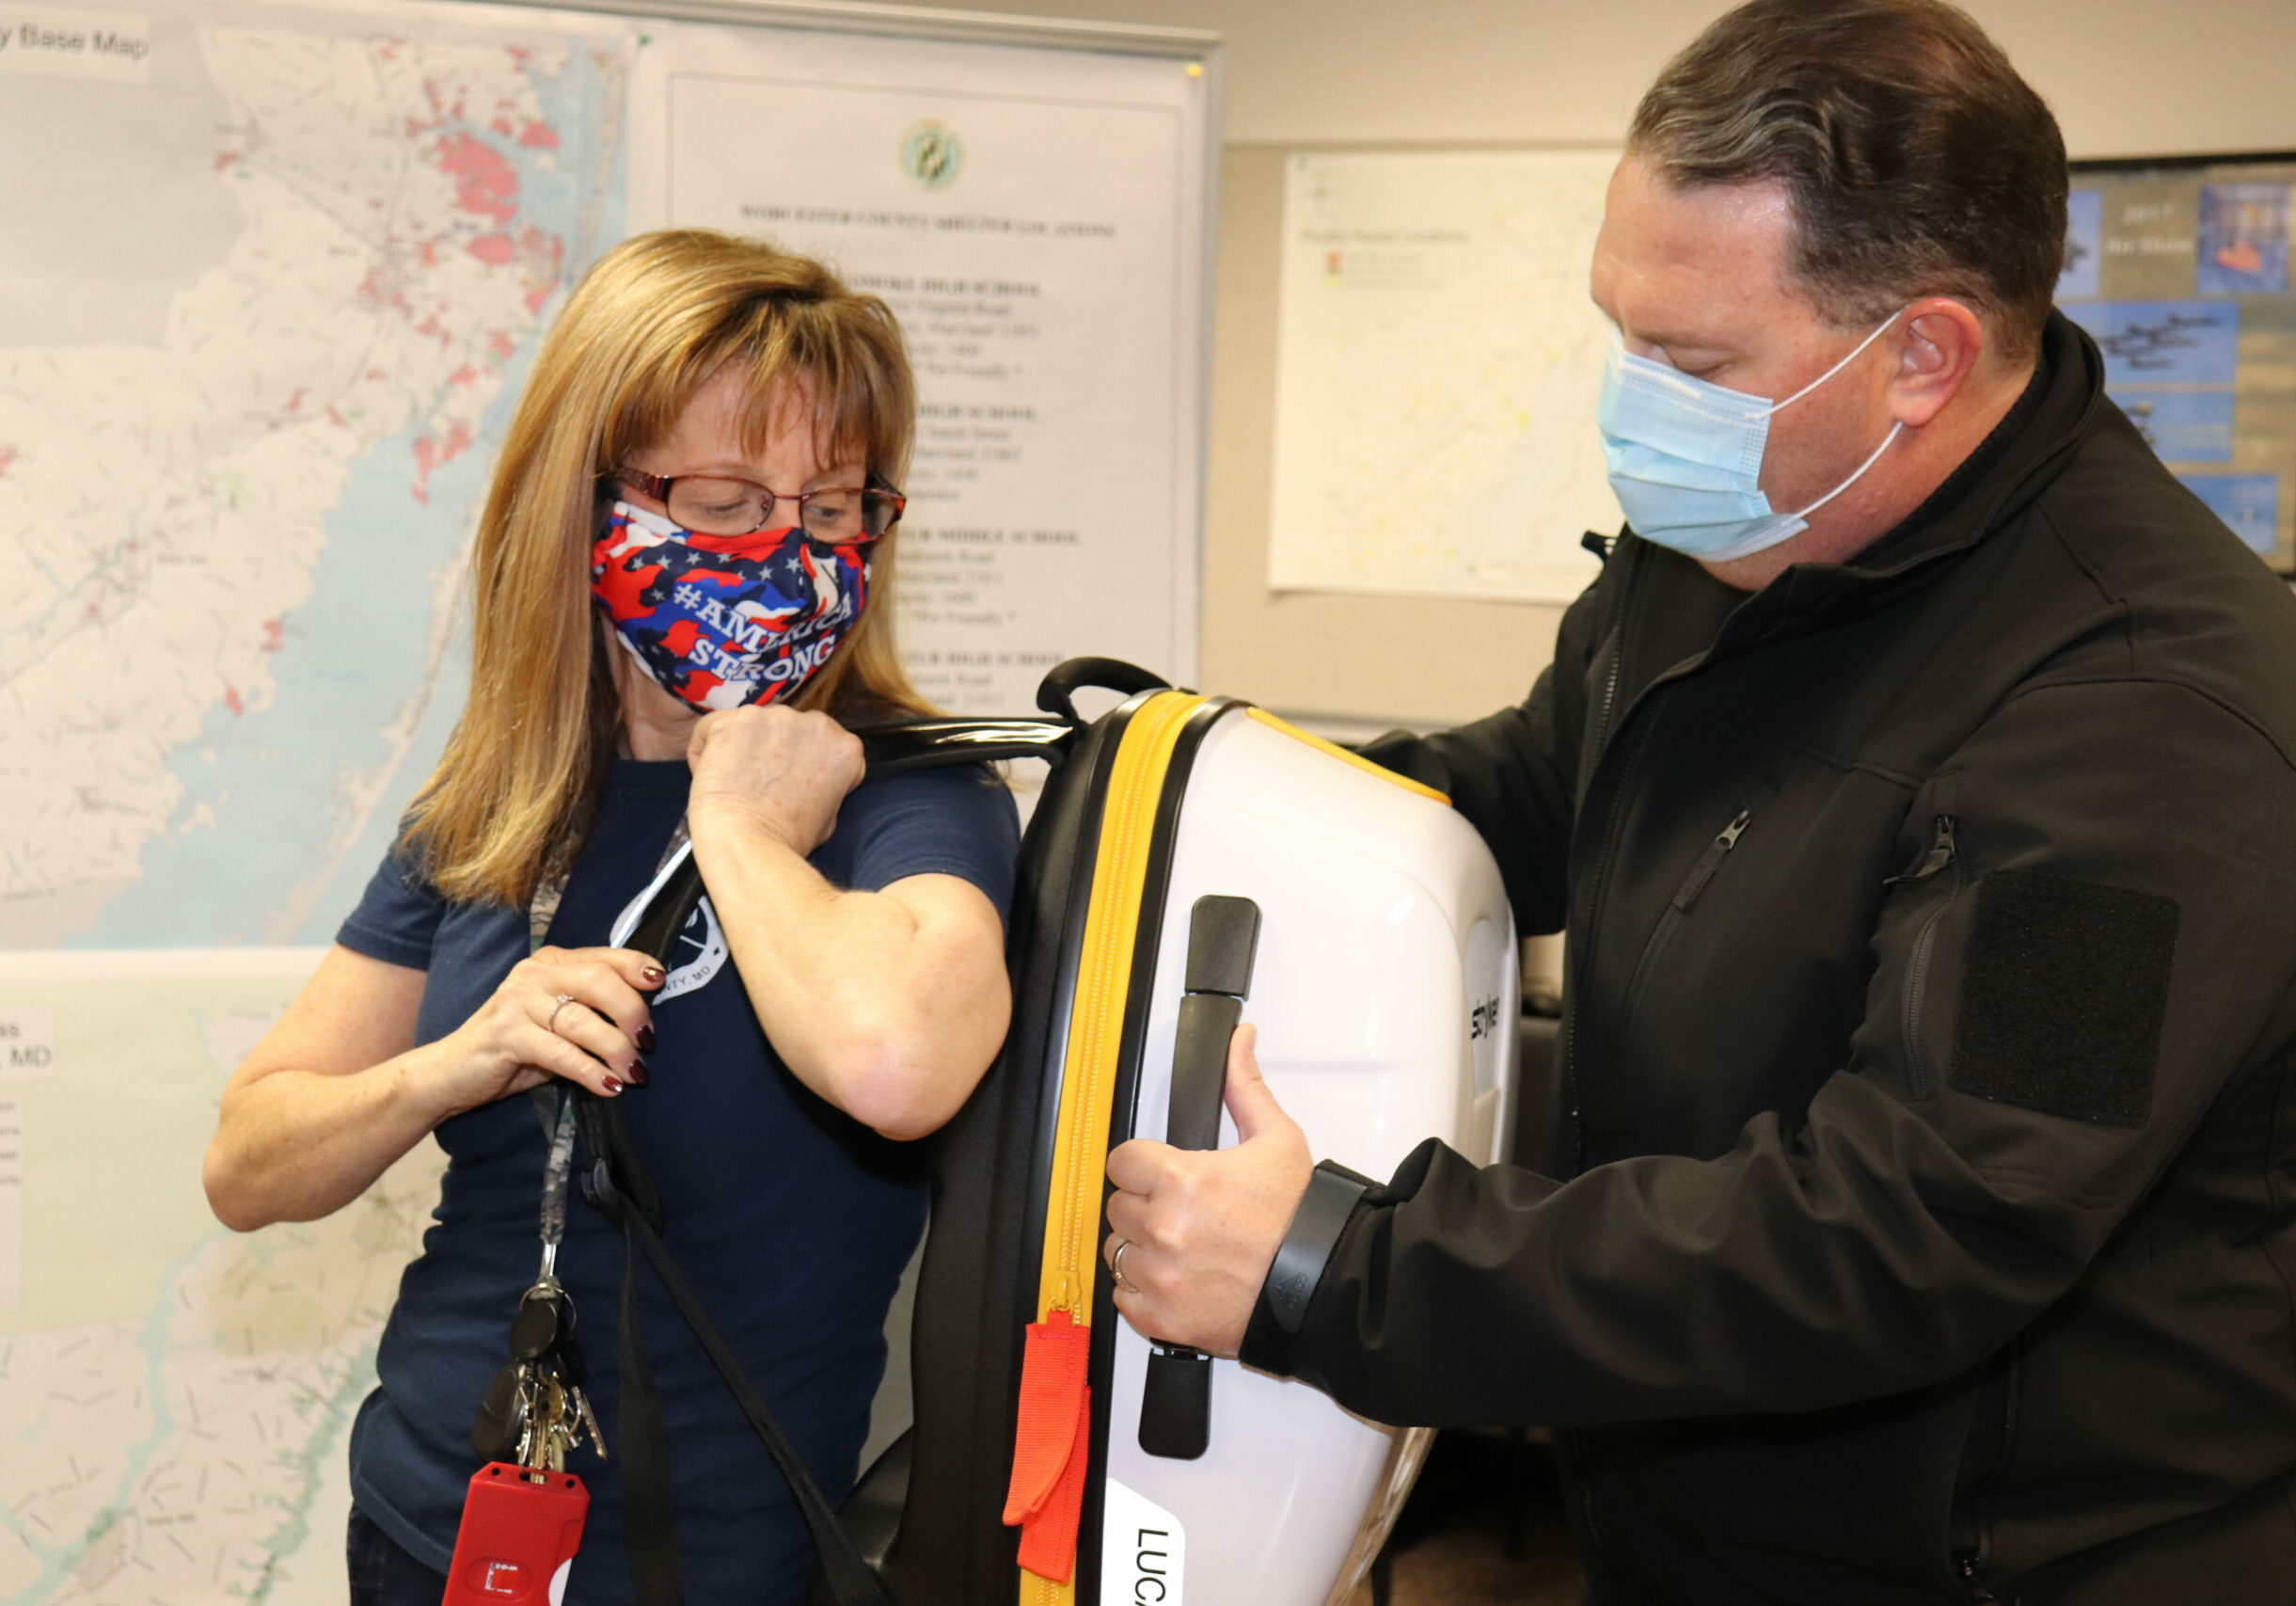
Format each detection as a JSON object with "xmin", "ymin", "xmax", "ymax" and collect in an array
[
  {"xmin": 1671, "ymin": 810, "xmax": 1752, "ymax": 911},
  {"xmin": 1885, "ymin": 814, "xmax": 1958, "ymax": 887}
]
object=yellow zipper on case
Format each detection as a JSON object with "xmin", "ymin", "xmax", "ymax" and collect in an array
[{"xmin": 1021, "ymin": 689, "xmax": 1207, "ymax": 1606}]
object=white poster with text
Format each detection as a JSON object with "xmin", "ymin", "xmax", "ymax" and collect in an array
[
  {"xmin": 1269, "ymin": 150, "xmax": 1623, "ymax": 603},
  {"xmin": 631, "ymin": 27, "xmax": 1210, "ymax": 714}
]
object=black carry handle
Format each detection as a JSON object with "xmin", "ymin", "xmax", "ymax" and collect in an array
[
  {"xmin": 853, "ymin": 714, "xmax": 1079, "ymax": 774},
  {"xmin": 858, "ymin": 656, "xmax": 1173, "ymax": 770},
  {"xmin": 1138, "ymin": 895, "xmax": 1261, "ymax": 1462},
  {"xmin": 1035, "ymin": 655, "xmax": 1171, "ymax": 723}
]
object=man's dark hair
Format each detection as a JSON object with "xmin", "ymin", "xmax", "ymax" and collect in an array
[{"xmin": 1629, "ymin": 0, "xmax": 2066, "ymax": 363}]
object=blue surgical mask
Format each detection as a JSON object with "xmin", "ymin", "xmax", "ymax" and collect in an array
[{"xmin": 1597, "ymin": 311, "xmax": 1906, "ymax": 563}]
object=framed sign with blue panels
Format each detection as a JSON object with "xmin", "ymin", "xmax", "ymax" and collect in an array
[{"xmin": 2062, "ymin": 152, "xmax": 2296, "ymax": 576}]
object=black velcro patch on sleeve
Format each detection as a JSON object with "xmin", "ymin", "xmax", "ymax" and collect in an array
[{"xmin": 1950, "ymin": 870, "xmax": 2179, "ymax": 1127}]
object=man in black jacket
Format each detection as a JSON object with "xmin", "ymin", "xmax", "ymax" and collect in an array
[{"xmin": 1102, "ymin": 2, "xmax": 2296, "ymax": 1600}]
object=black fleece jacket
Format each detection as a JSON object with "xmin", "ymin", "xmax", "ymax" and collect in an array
[{"xmin": 1243, "ymin": 314, "xmax": 2296, "ymax": 1606}]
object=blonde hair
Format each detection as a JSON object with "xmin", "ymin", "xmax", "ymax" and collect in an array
[{"xmin": 406, "ymin": 229, "xmax": 931, "ymax": 906}]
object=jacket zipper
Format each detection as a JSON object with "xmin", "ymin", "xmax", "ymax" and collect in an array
[
  {"xmin": 1954, "ymin": 1547, "xmax": 2000, "ymax": 1602},
  {"xmin": 1616, "ymin": 809, "xmax": 1753, "ymax": 1033},
  {"xmin": 1559, "ymin": 551, "xmax": 1645, "ymax": 1174},
  {"xmin": 1673, "ymin": 810, "xmax": 1751, "ymax": 909},
  {"xmin": 1590, "ymin": 629, "xmax": 1627, "ymax": 766},
  {"xmin": 1562, "ymin": 553, "xmax": 1746, "ymax": 1174},
  {"xmin": 1893, "ymin": 815, "xmax": 1958, "ymax": 1100},
  {"xmin": 1885, "ymin": 814, "xmax": 1956, "ymax": 887},
  {"xmin": 1560, "ymin": 719, "xmax": 1655, "ymax": 1173}
]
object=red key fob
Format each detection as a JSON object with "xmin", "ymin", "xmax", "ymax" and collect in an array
[{"xmin": 442, "ymin": 1462, "xmax": 589, "ymax": 1605}]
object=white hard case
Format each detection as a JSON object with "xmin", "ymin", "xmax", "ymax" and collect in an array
[{"xmin": 1098, "ymin": 710, "xmax": 1519, "ymax": 1606}]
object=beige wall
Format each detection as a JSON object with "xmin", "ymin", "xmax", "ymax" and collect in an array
[{"xmin": 962, "ymin": 0, "xmax": 2296, "ymax": 727}]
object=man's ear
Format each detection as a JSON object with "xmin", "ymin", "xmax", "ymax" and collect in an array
[{"xmin": 1888, "ymin": 298, "xmax": 1988, "ymax": 429}]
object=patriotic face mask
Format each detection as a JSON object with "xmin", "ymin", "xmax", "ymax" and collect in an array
[{"xmin": 590, "ymin": 501, "xmax": 870, "ymax": 713}]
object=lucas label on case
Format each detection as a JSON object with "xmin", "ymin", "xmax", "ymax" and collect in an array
[{"xmin": 1101, "ymin": 1478, "xmax": 1186, "ymax": 1604}]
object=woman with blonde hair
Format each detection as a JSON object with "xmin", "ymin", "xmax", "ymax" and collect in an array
[{"xmin": 203, "ymin": 230, "xmax": 1018, "ymax": 1604}]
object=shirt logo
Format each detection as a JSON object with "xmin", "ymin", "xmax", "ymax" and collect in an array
[{"xmin": 610, "ymin": 886, "xmax": 727, "ymax": 1002}]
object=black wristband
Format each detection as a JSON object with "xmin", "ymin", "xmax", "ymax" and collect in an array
[{"xmin": 1260, "ymin": 1159, "xmax": 1375, "ymax": 1335}]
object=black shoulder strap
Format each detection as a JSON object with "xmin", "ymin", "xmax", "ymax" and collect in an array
[{"xmin": 575, "ymin": 1091, "xmax": 892, "ymax": 1606}]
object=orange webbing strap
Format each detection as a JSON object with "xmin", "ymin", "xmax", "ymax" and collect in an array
[{"xmin": 1003, "ymin": 1309, "xmax": 1093, "ymax": 1582}]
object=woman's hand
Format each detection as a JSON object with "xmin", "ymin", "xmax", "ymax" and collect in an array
[
  {"xmin": 686, "ymin": 704, "xmax": 864, "ymax": 856},
  {"xmin": 206, "ymin": 942, "xmax": 664, "ymax": 1232},
  {"xmin": 428, "ymin": 945, "xmax": 665, "ymax": 1116}
]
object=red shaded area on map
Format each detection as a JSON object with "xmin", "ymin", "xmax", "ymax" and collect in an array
[
  {"xmin": 412, "ymin": 421, "xmax": 476, "ymax": 505},
  {"xmin": 434, "ymin": 132, "xmax": 517, "ymax": 223}
]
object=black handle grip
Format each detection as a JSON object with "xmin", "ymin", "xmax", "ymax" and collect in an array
[
  {"xmin": 852, "ymin": 715, "xmax": 1078, "ymax": 775},
  {"xmin": 1166, "ymin": 994, "xmax": 1238, "ymax": 1153},
  {"xmin": 1183, "ymin": 895, "xmax": 1262, "ymax": 1001},
  {"xmin": 1140, "ymin": 895, "xmax": 1262, "ymax": 1462},
  {"xmin": 1035, "ymin": 657, "xmax": 1170, "ymax": 723}
]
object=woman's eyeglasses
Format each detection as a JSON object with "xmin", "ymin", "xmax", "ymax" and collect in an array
[{"xmin": 613, "ymin": 468, "xmax": 905, "ymax": 543}]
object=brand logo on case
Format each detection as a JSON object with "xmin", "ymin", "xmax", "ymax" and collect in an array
[{"xmin": 1469, "ymin": 995, "xmax": 1501, "ymax": 1041}]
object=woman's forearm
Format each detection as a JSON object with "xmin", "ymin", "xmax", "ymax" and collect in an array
[{"xmin": 203, "ymin": 1044, "xmax": 456, "ymax": 1231}]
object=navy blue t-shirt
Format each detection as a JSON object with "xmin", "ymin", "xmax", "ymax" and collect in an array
[{"xmin": 337, "ymin": 759, "xmax": 1018, "ymax": 1605}]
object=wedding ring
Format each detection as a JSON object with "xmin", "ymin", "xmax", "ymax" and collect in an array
[
  {"xmin": 1111, "ymin": 1238, "xmax": 1137, "ymax": 1294},
  {"xmin": 546, "ymin": 994, "xmax": 577, "ymax": 1032}
]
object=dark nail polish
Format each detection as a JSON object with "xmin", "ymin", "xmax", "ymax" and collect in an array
[
  {"xmin": 626, "ymin": 1059, "xmax": 651, "ymax": 1086},
  {"xmin": 641, "ymin": 965, "xmax": 666, "ymax": 986},
  {"xmin": 636, "ymin": 1026, "xmax": 657, "ymax": 1053},
  {"xmin": 603, "ymin": 1076, "xmax": 625, "ymax": 1095}
]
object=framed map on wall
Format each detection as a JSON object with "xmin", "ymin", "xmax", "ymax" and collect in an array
[{"xmin": 2062, "ymin": 152, "xmax": 2296, "ymax": 576}]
